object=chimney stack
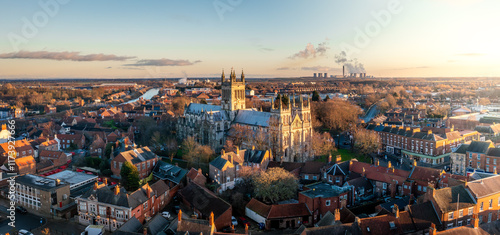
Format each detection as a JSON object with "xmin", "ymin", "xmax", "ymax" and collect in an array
[
  {"xmin": 209, "ymin": 212, "xmax": 215, "ymax": 227},
  {"xmin": 221, "ymin": 149, "xmax": 225, "ymax": 156},
  {"xmin": 114, "ymin": 185, "xmax": 120, "ymax": 195},
  {"xmin": 472, "ymin": 213, "xmax": 479, "ymax": 228},
  {"xmin": 375, "ymin": 159, "xmax": 379, "ymax": 166},
  {"xmin": 236, "ymin": 146, "xmax": 240, "ymax": 155},
  {"xmin": 143, "ymin": 226, "xmax": 148, "ymax": 235},
  {"xmin": 388, "ymin": 161, "xmax": 392, "ymax": 169},
  {"xmin": 104, "ymin": 178, "xmax": 108, "ymax": 186},
  {"xmin": 430, "ymin": 223, "xmax": 437, "ymax": 235},
  {"xmin": 93, "ymin": 182, "xmax": 98, "ymax": 190},
  {"xmin": 198, "ymin": 168, "xmax": 202, "ymax": 175},
  {"xmin": 334, "ymin": 208, "xmax": 341, "ymax": 222},
  {"xmin": 362, "ymin": 167, "xmax": 366, "ymax": 178},
  {"xmin": 147, "ymin": 186, "xmax": 151, "ymax": 198},
  {"xmin": 413, "ymin": 159, "xmax": 417, "ymax": 167},
  {"xmin": 393, "ymin": 204, "xmax": 400, "ymax": 218},
  {"xmin": 328, "ymin": 153, "xmax": 332, "ymax": 163},
  {"xmin": 245, "ymin": 224, "xmax": 249, "ymax": 234}
]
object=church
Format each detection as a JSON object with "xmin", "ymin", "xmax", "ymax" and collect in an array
[{"xmin": 177, "ymin": 69, "xmax": 313, "ymax": 162}]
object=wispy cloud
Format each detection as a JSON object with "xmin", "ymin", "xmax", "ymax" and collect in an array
[
  {"xmin": 124, "ymin": 59, "xmax": 201, "ymax": 66},
  {"xmin": 277, "ymin": 67, "xmax": 294, "ymax": 70},
  {"xmin": 456, "ymin": 53, "xmax": 484, "ymax": 56},
  {"xmin": 289, "ymin": 41, "xmax": 329, "ymax": 59},
  {"xmin": 0, "ymin": 51, "xmax": 135, "ymax": 61}
]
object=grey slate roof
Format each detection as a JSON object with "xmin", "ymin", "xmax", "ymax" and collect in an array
[
  {"xmin": 467, "ymin": 141, "xmax": 492, "ymax": 154},
  {"xmin": 233, "ymin": 110, "xmax": 271, "ymax": 127},
  {"xmin": 244, "ymin": 149, "xmax": 267, "ymax": 164},
  {"xmin": 145, "ymin": 214, "xmax": 169, "ymax": 235},
  {"xmin": 152, "ymin": 161, "xmax": 188, "ymax": 184},
  {"xmin": 116, "ymin": 217, "xmax": 142, "ymax": 234},
  {"xmin": 300, "ymin": 182, "xmax": 350, "ymax": 198},
  {"xmin": 179, "ymin": 183, "xmax": 231, "ymax": 220},
  {"xmin": 487, "ymin": 148, "xmax": 500, "ymax": 157},
  {"xmin": 454, "ymin": 144, "xmax": 470, "ymax": 154},
  {"xmin": 209, "ymin": 156, "xmax": 229, "ymax": 170}
]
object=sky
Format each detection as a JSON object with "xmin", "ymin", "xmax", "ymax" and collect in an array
[{"xmin": 0, "ymin": 0, "xmax": 499, "ymax": 79}]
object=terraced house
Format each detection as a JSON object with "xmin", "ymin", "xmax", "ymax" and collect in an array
[
  {"xmin": 76, "ymin": 180, "xmax": 169, "ymax": 231},
  {"xmin": 366, "ymin": 124, "xmax": 480, "ymax": 165},
  {"xmin": 111, "ymin": 146, "xmax": 159, "ymax": 179}
]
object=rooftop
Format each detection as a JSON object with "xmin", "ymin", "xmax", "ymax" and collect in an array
[
  {"xmin": 46, "ymin": 170, "xmax": 97, "ymax": 187},
  {"xmin": 16, "ymin": 174, "xmax": 66, "ymax": 191}
]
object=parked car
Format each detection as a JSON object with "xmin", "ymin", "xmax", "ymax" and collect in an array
[
  {"xmin": 16, "ymin": 206, "xmax": 27, "ymax": 214},
  {"xmin": 162, "ymin": 211, "xmax": 171, "ymax": 219},
  {"xmin": 231, "ymin": 216, "xmax": 238, "ymax": 226},
  {"xmin": 18, "ymin": 229, "xmax": 34, "ymax": 235},
  {"xmin": 238, "ymin": 217, "xmax": 250, "ymax": 227}
]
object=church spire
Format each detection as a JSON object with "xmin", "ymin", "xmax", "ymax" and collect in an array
[
  {"xmin": 241, "ymin": 69, "xmax": 245, "ymax": 83},
  {"xmin": 221, "ymin": 69, "xmax": 225, "ymax": 82},
  {"xmin": 230, "ymin": 67, "xmax": 236, "ymax": 82}
]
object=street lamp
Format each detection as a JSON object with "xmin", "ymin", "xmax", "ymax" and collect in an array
[{"xmin": 337, "ymin": 134, "xmax": 340, "ymax": 148}]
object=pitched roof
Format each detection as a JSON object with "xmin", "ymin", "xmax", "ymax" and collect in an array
[
  {"xmin": 487, "ymin": 148, "xmax": 500, "ymax": 157},
  {"xmin": 467, "ymin": 141, "xmax": 493, "ymax": 154},
  {"xmin": 408, "ymin": 201, "xmax": 441, "ymax": 227},
  {"xmin": 455, "ymin": 144, "xmax": 470, "ymax": 154},
  {"xmin": 246, "ymin": 198, "xmax": 271, "ymax": 217},
  {"xmin": 80, "ymin": 184, "xmax": 153, "ymax": 209},
  {"xmin": 179, "ymin": 183, "xmax": 231, "ymax": 220},
  {"xmin": 233, "ymin": 110, "xmax": 271, "ymax": 127},
  {"xmin": 150, "ymin": 180, "xmax": 170, "ymax": 197},
  {"xmin": 152, "ymin": 161, "xmax": 187, "ymax": 184},
  {"xmin": 39, "ymin": 150, "xmax": 65, "ymax": 159},
  {"xmin": 267, "ymin": 202, "xmax": 311, "ymax": 219},
  {"xmin": 433, "ymin": 185, "xmax": 476, "ymax": 212},
  {"xmin": 267, "ymin": 161, "xmax": 304, "ymax": 172},
  {"xmin": 409, "ymin": 166, "xmax": 444, "ymax": 185},
  {"xmin": 117, "ymin": 146, "xmax": 157, "ymax": 164},
  {"xmin": 467, "ymin": 175, "xmax": 500, "ymax": 198},
  {"xmin": 186, "ymin": 168, "xmax": 207, "ymax": 186},
  {"xmin": 359, "ymin": 211, "xmax": 417, "ymax": 235},
  {"xmin": 301, "ymin": 161, "xmax": 327, "ymax": 174}
]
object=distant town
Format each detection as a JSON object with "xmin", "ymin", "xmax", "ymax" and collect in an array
[{"xmin": 0, "ymin": 75, "xmax": 498, "ymax": 235}]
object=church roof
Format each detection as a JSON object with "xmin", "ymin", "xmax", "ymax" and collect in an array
[{"xmin": 234, "ymin": 110, "xmax": 271, "ymax": 127}]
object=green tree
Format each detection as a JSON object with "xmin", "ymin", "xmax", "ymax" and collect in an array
[
  {"xmin": 120, "ymin": 161, "xmax": 140, "ymax": 191},
  {"xmin": 353, "ymin": 128, "xmax": 381, "ymax": 156},
  {"xmin": 253, "ymin": 167, "xmax": 298, "ymax": 204},
  {"xmin": 312, "ymin": 91, "xmax": 320, "ymax": 102},
  {"xmin": 323, "ymin": 95, "xmax": 330, "ymax": 102}
]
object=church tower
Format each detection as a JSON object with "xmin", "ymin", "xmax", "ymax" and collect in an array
[{"xmin": 221, "ymin": 68, "xmax": 246, "ymax": 112}]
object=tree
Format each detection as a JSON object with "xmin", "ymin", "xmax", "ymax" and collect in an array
[
  {"xmin": 352, "ymin": 128, "xmax": 381, "ymax": 156},
  {"xmin": 323, "ymin": 95, "xmax": 330, "ymax": 102},
  {"xmin": 385, "ymin": 94, "xmax": 397, "ymax": 109},
  {"xmin": 479, "ymin": 98, "xmax": 491, "ymax": 106},
  {"xmin": 312, "ymin": 91, "xmax": 320, "ymax": 102},
  {"xmin": 312, "ymin": 98, "xmax": 362, "ymax": 134},
  {"xmin": 180, "ymin": 137, "xmax": 213, "ymax": 168},
  {"xmin": 223, "ymin": 139, "xmax": 236, "ymax": 152},
  {"xmin": 227, "ymin": 124, "xmax": 251, "ymax": 147},
  {"xmin": 120, "ymin": 161, "xmax": 140, "ymax": 191},
  {"xmin": 312, "ymin": 131, "xmax": 336, "ymax": 157},
  {"xmin": 252, "ymin": 167, "xmax": 298, "ymax": 204}
]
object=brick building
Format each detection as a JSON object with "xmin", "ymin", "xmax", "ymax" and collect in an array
[{"xmin": 111, "ymin": 146, "xmax": 159, "ymax": 179}]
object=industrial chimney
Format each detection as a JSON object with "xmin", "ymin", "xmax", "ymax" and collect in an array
[{"xmin": 343, "ymin": 66, "xmax": 345, "ymax": 77}]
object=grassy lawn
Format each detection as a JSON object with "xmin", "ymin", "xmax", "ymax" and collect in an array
[{"xmin": 315, "ymin": 148, "xmax": 372, "ymax": 163}]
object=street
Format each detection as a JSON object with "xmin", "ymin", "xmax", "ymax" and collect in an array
[{"xmin": 0, "ymin": 205, "xmax": 45, "ymax": 234}]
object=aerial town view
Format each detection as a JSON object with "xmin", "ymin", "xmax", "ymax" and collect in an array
[{"xmin": 1, "ymin": 1, "xmax": 500, "ymax": 235}]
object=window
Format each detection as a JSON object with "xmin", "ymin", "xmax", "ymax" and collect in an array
[
  {"xmin": 326, "ymin": 200, "xmax": 331, "ymax": 206},
  {"xmin": 90, "ymin": 204, "xmax": 96, "ymax": 213},
  {"xmin": 458, "ymin": 221, "xmax": 463, "ymax": 226},
  {"xmin": 99, "ymin": 207, "xmax": 106, "ymax": 216},
  {"xmin": 305, "ymin": 175, "xmax": 309, "ymax": 180},
  {"xmin": 495, "ymin": 159, "xmax": 497, "ymax": 165},
  {"xmin": 143, "ymin": 201, "xmax": 148, "ymax": 210},
  {"xmin": 489, "ymin": 199, "xmax": 493, "ymax": 209},
  {"xmin": 113, "ymin": 161, "xmax": 116, "ymax": 168},
  {"xmin": 80, "ymin": 202, "xmax": 87, "ymax": 211},
  {"xmin": 469, "ymin": 153, "xmax": 473, "ymax": 159},
  {"xmin": 383, "ymin": 183, "xmax": 387, "ymax": 189},
  {"xmin": 313, "ymin": 176, "xmax": 317, "ymax": 180},
  {"xmin": 498, "ymin": 197, "xmax": 500, "ymax": 207},
  {"xmin": 449, "ymin": 212, "xmax": 454, "ymax": 219},
  {"xmin": 324, "ymin": 173, "xmax": 327, "ymax": 179},
  {"xmin": 468, "ymin": 208, "xmax": 473, "ymax": 215},
  {"xmin": 336, "ymin": 177, "xmax": 340, "ymax": 183},
  {"xmin": 418, "ymin": 185, "xmax": 422, "ymax": 191},
  {"xmin": 119, "ymin": 162, "xmax": 123, "ymax": 169},
  {"xmin": 142, "ymin": 163, "xmax": 146, "ymax": 170},
  {"xmin": 459, "ymin": 210, "xmax": 463, "ymax": 218},
  {"xmin": 480, "ymin": 202, "xmax": 484, "ymax": 212},
  {"xmin": 487, "ymin": 158, "xmax": 490, "ymax": 164}
]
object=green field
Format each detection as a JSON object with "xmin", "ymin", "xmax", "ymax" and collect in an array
[{"xmin": 315, "ymin": 148, "xmax": 372, "ymax": 163}]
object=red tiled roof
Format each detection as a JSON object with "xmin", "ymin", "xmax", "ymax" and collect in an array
[{"xmin": 267, "ymin": 203, "xmax": 311, "ymax": 219}]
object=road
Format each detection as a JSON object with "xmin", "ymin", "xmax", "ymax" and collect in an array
[
  {"xmin": 362, "ymin": 104, "xmax": 379, "ymax": 123},
  {"xmin": 0, "ymin": 205, "xmax": 45, "ymax": 234}
]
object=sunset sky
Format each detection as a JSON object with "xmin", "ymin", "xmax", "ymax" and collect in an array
[{"xmin": 1, "ymin": 0, "xmax": 499, "ymax": 79}]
